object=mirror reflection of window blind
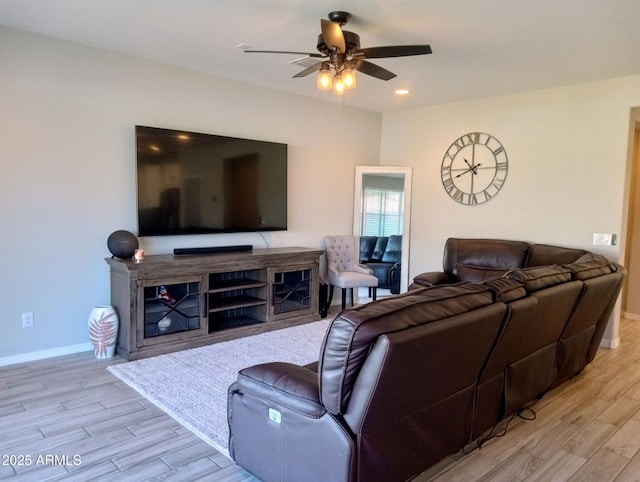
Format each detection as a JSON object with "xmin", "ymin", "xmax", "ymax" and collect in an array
[{"xmin": 362, "ymin": 187, "xmax": 404, "ymax": 236}]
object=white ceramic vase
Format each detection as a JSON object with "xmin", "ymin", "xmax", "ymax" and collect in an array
[{"xmin": 88, "ymin": 306, "xmax": 119, "ymax": 359}]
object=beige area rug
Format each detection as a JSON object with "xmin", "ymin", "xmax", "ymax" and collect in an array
[{"xmin": 108, "ymin": 320, "xmax": 330, "ymax": 456}]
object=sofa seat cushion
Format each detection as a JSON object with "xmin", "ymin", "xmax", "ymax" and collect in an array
[
  {"xmin": 565, "ymin": 253, "xmax": 614, "ymax": 280},
  {"xmin": 318, "ymin": 283, "xmax": 494, "ymax": 415},
  {"xmin": 507, "ymin": 265, "xmax": 572, "ymax": 293}
]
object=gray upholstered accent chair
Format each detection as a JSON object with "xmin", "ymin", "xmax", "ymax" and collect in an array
[{"xmin": 324, "ymin": 235, "xmax": 378, "ymax": 309}]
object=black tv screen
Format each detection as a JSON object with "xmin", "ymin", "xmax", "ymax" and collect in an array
[{"xmin": 136, "ymin": 126, "xmax": 288, "ymax": 236}]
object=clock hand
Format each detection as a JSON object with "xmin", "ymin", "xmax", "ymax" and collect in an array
[
  {"xmin": 455, "ymin": 167, "xmax": 474, "ymax": 178},
  {"xmin": 455, "ymin": 163, "xmax": 482, "ymax": 178}
]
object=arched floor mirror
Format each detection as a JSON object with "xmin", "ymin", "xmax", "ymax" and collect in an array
[{"xmin": 353, "ymin": 166, "xmax": 412, "ymax": 293}]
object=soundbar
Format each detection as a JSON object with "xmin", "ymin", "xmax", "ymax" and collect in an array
[{"xmin": 174, "ymin": 245, "xmax": 253, "ymax": 255}]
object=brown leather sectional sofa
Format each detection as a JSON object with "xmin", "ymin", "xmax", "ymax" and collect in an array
[{"xmin": 227, "ymin": 238, "xmax": 625, "ymax": 482}]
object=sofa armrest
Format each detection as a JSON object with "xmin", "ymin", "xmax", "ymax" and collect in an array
[
  {"xmin": 230, "ymin": 362, "xmax": 325, "ymax": 417},
  {"xmin": 228, "ymin": 362, "xmax": 356, "ymax": 482},
  {"xmin": 389, "ymin": 263, "xmax": 402, "ymax": 294},
  {"xmin": 412, "ymin": 271, "xmax": 457, "ymax": 287},
  {"xmin": 329, "ymin": 261, "xmax": 373, "ymax": 277}
]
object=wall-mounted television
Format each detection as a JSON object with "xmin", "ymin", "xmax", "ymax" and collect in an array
[{"xmin": 136, "ymin": 125, "xmax": 288, "ymax": 236}]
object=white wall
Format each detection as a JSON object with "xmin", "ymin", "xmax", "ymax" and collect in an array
[
  {"xmin": 381, "ymin": 76, "xmax": 640, "ymax": 347},
  {"xmin": 0, "ymin": 27, "xmax": 381, "ymax": 361}
]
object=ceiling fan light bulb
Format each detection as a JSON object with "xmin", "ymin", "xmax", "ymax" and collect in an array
[
  {"xmin": 317, "ymin": 67, "xmax": 333, "ymax": 91},
  {"xmin": 343, "ymin": 68, "xmax": 357, "ymax": 89},
  {"xmin": 333, "ymin": 73, "xmax": 345, "ymax": 94}
]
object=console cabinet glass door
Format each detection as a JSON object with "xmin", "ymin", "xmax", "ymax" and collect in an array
[
  {"xmin": 270, "ymin": 264, "xmax": 316, "ymax": 320},
  {"xmin": 136, "ymin": 275, "xmax": 205, "ymax": 347}
]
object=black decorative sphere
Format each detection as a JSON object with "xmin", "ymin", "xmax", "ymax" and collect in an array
[{"xmin": 107, "ymin": 230, "xmax": 139, "ymax": 259}]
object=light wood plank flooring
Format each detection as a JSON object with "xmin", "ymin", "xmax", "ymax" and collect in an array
[{"xmin": 1, "ymin": 316, "xmax": 640, "ymax": 481}]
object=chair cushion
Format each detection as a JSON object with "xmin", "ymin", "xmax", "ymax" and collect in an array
[
  {"xmin": 325, "ymin": 235, "xmax": 359, "ymax": 272},
  {"xmin": 330, "ymin": 271, "xmax": 379, "ymax": 289}
]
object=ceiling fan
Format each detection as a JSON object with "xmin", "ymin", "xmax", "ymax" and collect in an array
[{"xmin": 244, "ymin": 11, "xmax": 432, "ymax": 93}]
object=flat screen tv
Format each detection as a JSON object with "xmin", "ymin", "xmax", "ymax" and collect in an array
[{"xmin": 136, "ymin": 125, "xmax": 288, "ymax": 236}]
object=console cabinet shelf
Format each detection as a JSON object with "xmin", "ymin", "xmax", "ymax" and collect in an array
[{"xmin": 107, "ymin": 247, "xmax": 323, "ymax": 360}]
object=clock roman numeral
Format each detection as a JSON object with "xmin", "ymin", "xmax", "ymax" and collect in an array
[
  {"xmin": 454, "ymin": 132, "xmax": 479, "ymax": 150},
  {"xmin": 483, "ymin": 189, "xmax": 494, "ymax": 202},
  {"xmin": 442, "ymin": 176, "xmax": 455, "ymax": 193},
  {"xmin": 491, "ymin": 176, "xmax": 505, "ymax": 191}
]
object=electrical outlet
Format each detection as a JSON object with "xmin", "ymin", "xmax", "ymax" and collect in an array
[{"xmin": 22, "ymin": 312, "xmax": 34, "ymax": 328}]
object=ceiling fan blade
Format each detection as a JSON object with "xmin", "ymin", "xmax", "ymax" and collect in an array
[
  {"xmin": 244, "ymin": 50, "xmax": 324, "ymax": 57},
  {"xmin": 355, "ymin": 45, "xmax": 432, "ymax": 59},
  {"xmin": 353, "ymin": 60, "xmax": 396, "ymax": 81},
  {"xmin": 292, "ymin": 62, "xmax": 323, "ymax": 78},
  {"xmin": 320, "ymin": 18, "xmax": 346, "ymax": 53}
]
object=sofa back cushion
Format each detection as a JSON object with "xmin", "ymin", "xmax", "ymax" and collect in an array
[
  {"xmin": 371, "ymin": 237, "xmax": 389, "ymax": 261},
  {"xmin": 564, "ymin": 253, "xmax": 613, "ymax": 280},
  {"xmin": 381, "ymin": 234, "xmax": 402, "ymax": 263},
  {"xmin": 443, "ymin": 238, "xmax": 530, "ymax": 276},
  {"xmin": 359, "ymin": 236, "xmax": 378, "ymax": 263},
  {"xmin": 507, "ymin": 265, "xmax": 572, "ymax": 292},
  {"xmin": 318, "ymin": 283, "xmax": 495, "ymax": 415},
  {"xmin": 526, "ymin": 244, "xmax": 587, "ymax": 267},
  {"xmin": 483, "ymin": 277, "xmax": 527, "ymax": 302},
  {"xmin": 455, "ymin": 264, "xmax": 511, "ymax": 283}
]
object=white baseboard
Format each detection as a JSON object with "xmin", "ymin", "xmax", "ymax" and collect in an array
[
  {"xmin": 0, "ymin": 343, "xmax": 94, "ymax": 367},
  {"xmin": 623, "ymin": 311, "xmax": 640, "ymax": 321},
  {"xmin": 601, "ymin": 336, "xmax": 621, "ymax": 349}
]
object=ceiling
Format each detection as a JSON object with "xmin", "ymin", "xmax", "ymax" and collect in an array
[{"xmin": 2, "ymin": 0, "xmax": 640, "ymax": 113}]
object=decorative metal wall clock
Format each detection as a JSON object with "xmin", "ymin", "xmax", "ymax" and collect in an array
[{"xmin": 440, "ymin": 132, "xmax": 508, "ymax": 205}]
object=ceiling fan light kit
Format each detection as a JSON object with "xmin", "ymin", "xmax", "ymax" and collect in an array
[
  {"xmin": 317, "ymin": 63, "xmax": 333, "ymax": 90},
  {"xmin": 245, "ymin": 11, "xmax": 431, "ymax": 95},
  {"xmin": 333, "ymin": 73, "xmax": 345, "ymax": 94},
  {"xmin": 342, "ymin": 66, "xmax": 357, "ymax": 89}
]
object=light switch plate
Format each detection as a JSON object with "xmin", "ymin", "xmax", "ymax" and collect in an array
[{"xmin": 593, "ymin": 233, "xmax": 617, "ymax": 246}]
